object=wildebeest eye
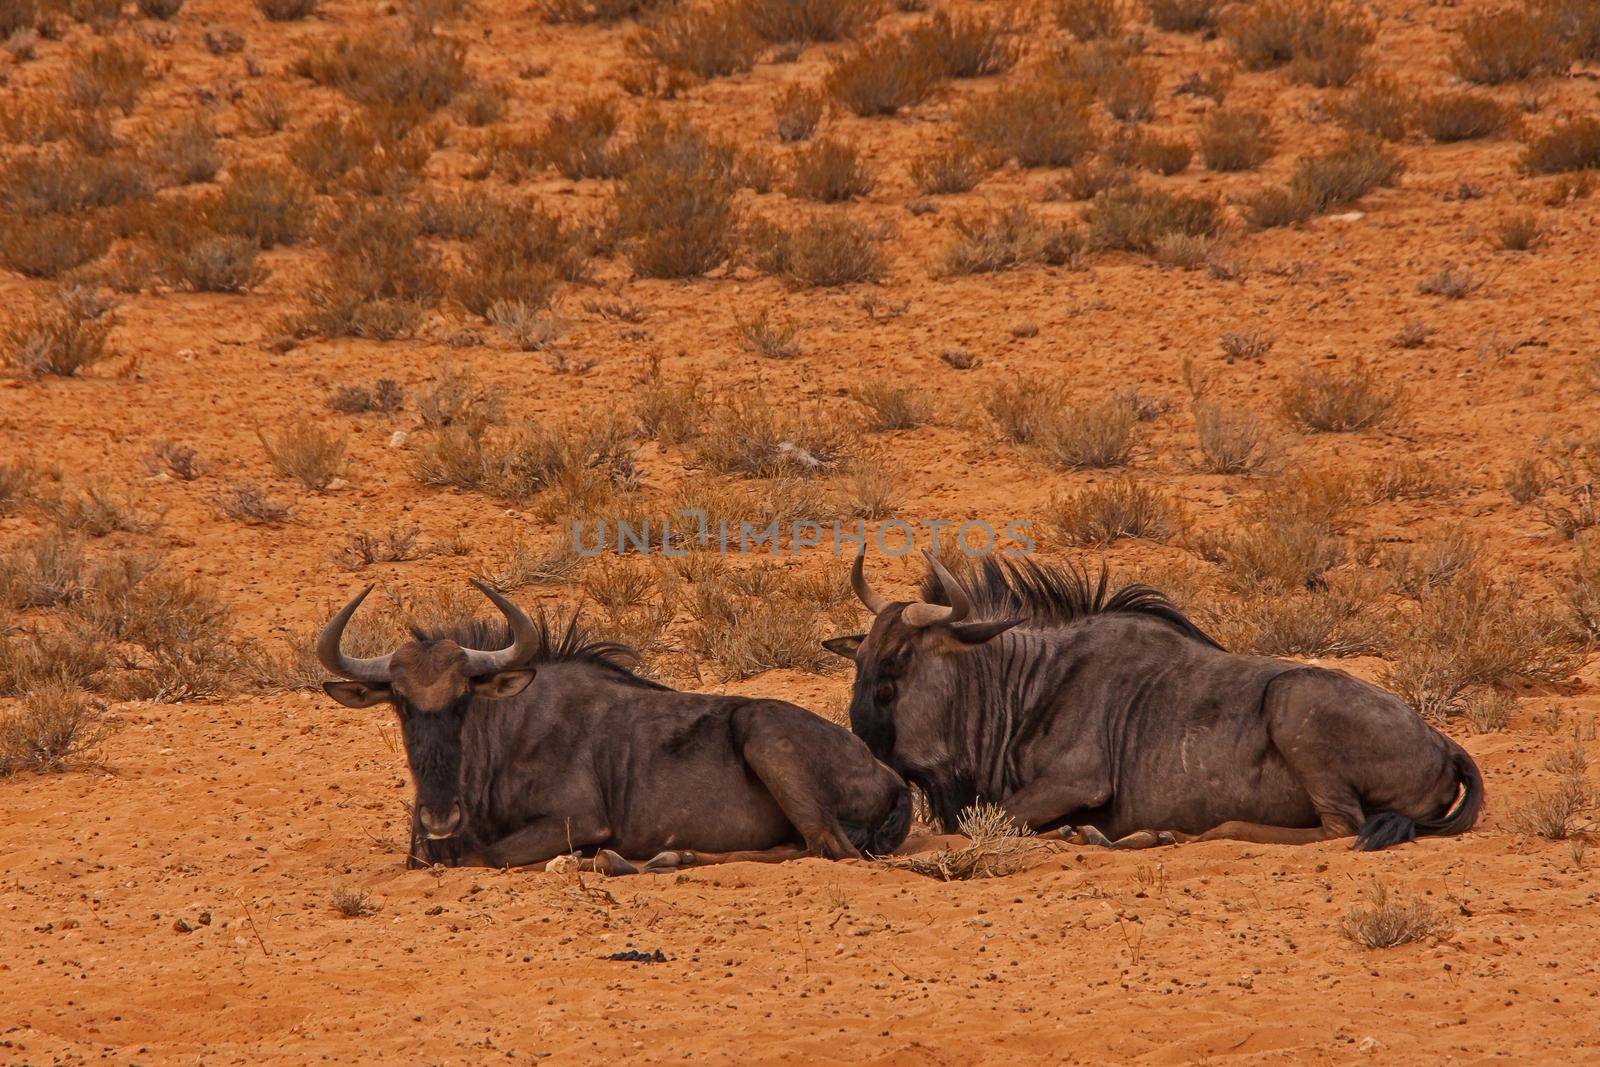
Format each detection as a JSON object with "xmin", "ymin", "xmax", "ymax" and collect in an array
[{"xmin": 873, "ymin": 680, "xmax": 895, "ymax": 707}]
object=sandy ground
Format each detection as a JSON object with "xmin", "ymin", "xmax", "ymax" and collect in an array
[{"xmin": 4, "ymin": 0, "xmax": 1600, "ymax": 1061}]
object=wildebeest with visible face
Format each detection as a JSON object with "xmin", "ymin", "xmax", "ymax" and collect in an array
[
  {"xmin": 318, "ymin": 581, "xmax": 910, "ymax": 872},
  {"xmin": 823, "ymin": 553, "xmax": 1482, "ymax": 851}
]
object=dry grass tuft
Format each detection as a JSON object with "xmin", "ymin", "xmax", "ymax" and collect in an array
[
  {"xmin": 1198, "ymin": 108, "xmax": 1276, "ymax": 171},
  {"xmin": 3, "ymin": 286, "xmax": 117, "ymax": 377},
  {"xmin": 941, "ymin": 204, "xmax": 1081, "ymax": 275},
  {"xmin": 788, "ymin": 136, "xmax": 875, "ymax": 202},
  {"xmin": 693, "ymin": 395, "xmax": 854, "ymax": 479},
  {"xmin": 1521, "ymin": 115, "xmax": 1600, "ymax": 174},
  {"xmin": 909, "ymin": 139, "xmax": 991, "ymax": 195},
  {"xmin": 212, "ymin": 482, "xmax": 292, "ymax": 525},
  {"xmin": 259, "ymin": 421, "xmax": 349, "ymax": 491},
  {"xmin": 1084, "ymin": 185, "xmax": 1224, "ymax": 253},
  {"xmin": 957, "ymin": 81, "xmax": 1097, "ymax": 168},
  {"xmin": 330, "ymin": 885, "xmax": 382, "ymax": 918},
  {"xmin": 744, "ymin": 0, "xmax": 867, "ymax": 43},
  {"xmin": 736, "ymin": 309, "xmax": 803, "ymax": 359},
  {"xmin": 1147, "ymin": 0, "xmax": 1222, "ymax": 34},
  {"xmin": 1329, "ymin": 74, "xmax": 1409, "ymax": 141},
  {"xmin": 748, "ymin": 212, "xmax": 888, "ymax": 287},
  {"xmin": 1048, "ymin": 477, "xmax": 1181, "ymax": 546},
  {"xmin": 892, "ymin": 803, "xmax": 1043, "ymax": 879},
  {"xmin": 0, "ymin": 530, "xmax": 85, "ymax": 610},
  {"xmin": 1209, "ymin": 576, "xmax": 1385, "ymax": 657},
  {"xmin": 825, "ymin": 29, "xmax": 943, "ymax": 116},
  {"xmin": 1341, "ymin": 881, "xmax": 1453, "ymax": 949},
  {"xmin": 1416, "ymin": 91, "xmax": 1515, "ymax": 143},
  {"xmin": 293, "ymin": 32, "xmax": 471, "ymax": 114},
  {"xmin": 630, "ymin": 2, "xmax": 760, "ymax": 80},
  {"xmin": 1224, "ymin": 0, "xmax": 1373, "ymax": 87},
  {"xmin": 853, "ymin": 380, "xmax": 930, "ymax": 431},
  {"xmin": 1494, "ymin": 210, "xmax": 1544, "ymax": 252},
  {"xmin": 1281, "ymin": 364, "xmax": 1402, "ymax": 433},
  {"xmin": 0, "ymin": 685, "xmax": 109, "ymax": 777},
  {"xmin": 611, "ymin": 117, "xmax": 740, "ymax": 278},
  {"xmin": 1035, "ymin": 394, "xmax": 1138, "ymax": 469},
  {"xmin": 773, "ymin": 84, "xmax": 824, "ymax": 142},
  {"xmin": 921, "ymin": 7, "xmax": 1018, "ymax": 78},
  {"xmin": 1452, "ymin": 7, "xmax": 1568, "ymax": 85},
  {"xmin": 1193, "ymin": 403, "xmax": 1279, "ymax": 475}
]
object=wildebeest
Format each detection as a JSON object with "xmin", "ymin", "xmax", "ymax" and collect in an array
[
  {"xmin": 823, "ymin": 552, "xmax": 1483, "ymax": 851},
  {"xmin": 318, "ymin": 581, "xmax": 910, "ymax": 872}
]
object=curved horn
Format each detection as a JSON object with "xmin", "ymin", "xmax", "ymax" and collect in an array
[
  {"xmin": 316, "ymin": 584, "xmax": 394, "ymax": 685},
  {"xmin": 460, "ymin": 579, "xmax": 540, "ymax": 676},
  {"xmin": 850, "ymin": 551, "xmax": 890, "ymax": 615},
  {"xmin": 902, "ymin": 550, "xmax": 973, "ymax": 628}
]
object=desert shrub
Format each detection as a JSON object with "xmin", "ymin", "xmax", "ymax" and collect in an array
[
  {"xmin": 1495, "ymin": 210, "xmax": 1544, "ymax": 251},
  {"xmin": 522, "ymin": 96, "xmax": 622, "ymax": 180},
  {"xmin": 1054, "ymin": 157, "xmax": 1131, "ymax": 200},
  {"xmin": 748, "ymin": 212, "xmax": 887, "ymax": 286},
  {"xmin": 0, "ymin": 685, "xmax": 109, "ymax": 777},
  {"xmin": 1417, "ymin": 91, "xmax": 1514, "ymax": 143},
  {"xmin": 611, "ymin": 118, "xmax": 740, "ymax": 278},
  {"xmin": 456, "ymin": 201, "xmax": 588, "ymax": 317},
  {"xmin": 66, "ymin": 40, "xmax": 149, "ymax": 115},
  {"xmin": 1035, "ymin": 394, "xmax": 1137, "ymax": 469},
  {"xmin": 1193, "ymin": 403, "xmax": 1277, "ymax": 474},
  {"xmin": 1049, "ymin": 477, "xmax": 1179, "ymax": 546},
  {"xmin": 1202, "ymin": 518, "xmax": 1343, "ymax": 593},
  {"xmin": 3, "ymin": 285, "xmax": 116, "ymax": 377},
  {"xmin": 1365, "ymin": 457, "xmax": 1458, "ymax": 502},
  {"xmin": 300, "ymin": 198, "xmax": 441, "ymax": 339},
  {"xmin": 693, "ymin": 394, "xmax": 854, "ymax": 478},
  {"xmin": 1224, "ymin": 0, "xmax": 1373, "ymax": 87},
  {"xmin": 687, "ymin": 565, "xmax": 844, "ymax": 679},
  {"xmin": 909, "ymin": 139, "xmax": 991, "ymax": 194},
  {"xmin": 539, "ymin": 0, "xmax": 654, "ymax": 21},
  {"xmin": 921, "ymin": 8, "xmax": 1017, "ymax": 78},
  {"xmin": 1511, "ymin": 774, "xmax": 1593, "ymax": 841},
  {"xmin": 1084, "ymin": 184, "xmax": 1223, "ymax": 253},
  {"xmin": 144, "ymin": 116, "xmax": 221, "ymax": 185},
  {"xmin": 1198, "ymin": 108, "xmax": 1275, "ymax": 171},
  {"xmin": 1096, "ymin": 63, "xmax": 1159, "ymax": 123},
  {"xmin": 1341, "ymin": 881, "xmax": 1452, "ymax": 949},
  {"xmin": 1416, "ymin": 263, "xmax": 1480, "ymax": 299},
  {"xmin": 204, "ymin": 163, "xmax": 313, "ymax": 248},
  {"xmin": 853, "ymin": 380, "xmax": 930, "ymax": 431},
  {"xmin": 1147, "ymin": 0, "xmax": 1221, "ymax": 33},
  {"xmin": 1289, "ymin": 135, "xmax": 1405, "ymax": 213},
  {"xmin": 329, "ymin": 379, "xmax": 406, "ymax": 415},
  {"xmin": 773, "ymin": 85, "xmax": 824, "ymax": 142},
  {"xmin": 1056, "ymin": 0, "xmax": 1124, "ymax": 41},
  {"xmin": 736, "ymin": 309, "xmax": 803, "ymax": 359},
  {"xmin": 1379, "ymin": 575, "xmax": 1578, "ymax": 718},
  {"xmin": 212, "ymin": 482, "xmax": 292, "ymax": 524},
  {"xmin": 1281, "ymin": 364, "xmax": 1401, "ymax": 432},
  {"xmin": 630, "ymin": 2, "xmax": 760, "ymax": 80},
  {"xmin": 488, "ymin": 418, "xmax": 638, "ymax": 502},
  {"xmin": 633, "ymin": 368, "xmax": 706, "ymax": 444},
  {"xmin": 255, "ymin": 0, "xmax": 317, "ymax": 18},
  {"xmin": 160, "ymin": 232, "xmax": 267, "ymax": 292},
  {"xmin": 957, "ymin": 81, "xmax": 1097, "ymax": 168},
  {"xmin": 744, "ymin": 0, "xmax": 867, "ymax": 43},
  {"xmin": 1134, "ymin": 135, "xmax": 1191, "ymax": 175},
  {"xmin": 455, "ymin": 83, "xmax": 508, "ymax": 128},
  {"xmin": 287, "ymin": 115, "xmax": 379, "ymax": 191},
  {"xmin": 788, "ymin": 136, "xmax": 874, "ymax": 201},
  {"xmin": 0, "ymin": 149, "xmax": 150, "ymax": 215},
  {"xmin": 1329, "ymin": 75, "xmax": 1409, "ymax": 141},
  {"xmin": 941, "ymin": 204, "xmax": 1080, "ymax": 275},
  {"xmin": 259, "ymin": 421, "xmax": 349, "ymax": 490},
  {"xmin": 1214, "ymin": 574, "xmax": 1385, "ymax": 657},
  {"xmin": 0, "ymin": 461, "xmax": 41, "ymax": 518},
  {"xmin": 0, "ymin": 529, "xmax": 85, "ymax": 610},
  {"xmin": 1521, "ymin": 115, "xmax": 1600, "ymax": 174},
  {"xmin": 1452, "ymin": 7, "xmax": 1568, "ymax": 85},
  {"xmin": 893, "ymin": 803, "xmax": 1042, "ymax": 880},
  {"xmin": 984, "ymin": 376, "xmax": 1066, "ymax": 445},
  {"xmin": 825, "ymin": 29, "xmax": 944, "ymax": 116},
  {"xmin": 0, "ymin": 214, "xmax": 110, "ymax": 278},
  {"xmin": 1, "ymin": 0, "xmax": 41, "ymax": 35},
  {"xmin": 1379, "ymin": 526, "xmax": 1481, "ymax": 599},
  {"xmin": 293, "ymin": 33, "xmax": 470, "ymax": 114}
]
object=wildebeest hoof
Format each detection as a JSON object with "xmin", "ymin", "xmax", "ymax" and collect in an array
[
  {"xmin": 1072, "ymin": 826, "xmax": 1114, "ymax": 848},
  {"xmin": 643, "ymin": 850, "xmax": 688, "ymax": 872},
  {"xmin": 594, "ymin": 849, "xmax": 639, "ymax": 876},
  {"xmin": 545, "ymin": 854, "xmax": 581, "ymax": 874}
]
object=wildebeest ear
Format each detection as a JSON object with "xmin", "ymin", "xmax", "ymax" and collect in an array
[
  {"xmin": 322, "ymin": 680, "xmax": 392, "ymax": 708},
  {"xmin": 947, "ymin": 617, "xmax": 1023, "ymax": 646},
  {"xmin": 821, "ymin": 635, "xmax": 864, "ymax": 658},
  {"xmin": 470, "ymin": 669, "xmax": 536, "ymax": 700}
]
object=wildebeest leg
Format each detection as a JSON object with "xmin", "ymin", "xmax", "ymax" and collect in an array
[
  {"xmin": 642, "ymin": 846, "xmax": 812, "ymax": 872},
  {"xmin": 1064, "ymin": 826, "xmax": 1176, "ymax": 850},
  {"xmin": 738, "ymin": 731, "xmax": 860, "ymax": 860},
  {"xmin": 463, "ymin": 814, "xmax": 612, "ymax": 869},
  {"xmin": 995, "ymin": 758, "xmax": 1112, "ymax": 835},
  {"xmin": 1192, "ymin": 822, "xmax": 1341, "ymax": 845}
]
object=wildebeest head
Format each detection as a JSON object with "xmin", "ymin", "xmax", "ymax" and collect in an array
[
  {"xmin": 318, "ymin": 580, "xmax": 538, "ymax": 841},
  {"xmin": 822, "ymin": 552, "xmax": 1021, "ymax": 821}
]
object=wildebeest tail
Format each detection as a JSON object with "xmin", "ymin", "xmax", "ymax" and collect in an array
[
  {"xmin": 843, "ymin": 786, "xmax": 912, "ymax": 857},
  {"xmin": 1353, "ymin": 744, "xmax": 1484, "ymax": 852}
]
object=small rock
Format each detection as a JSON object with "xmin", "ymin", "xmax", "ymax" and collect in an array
[
  {"xmin": 545, "ymin": 855, "xmax": 580, "ymax": 875},
  {"xmin": 1331, "ymin": 211, "xmax": 1365, "ymax": 222},
  {"xmin": 325, "ymin": 478, "xmax": 350, "ymax": 491},
  {"xmin": 388, "ymin": 431, "xmax": 408, "ymax": 448},
  {"xmin": 173, "ymin": 918, "xmax": 193, "ymax": 934},
  {"xmin": 1357, "ymin": 1037, "xmax": 1381, "ymax": 1055}
]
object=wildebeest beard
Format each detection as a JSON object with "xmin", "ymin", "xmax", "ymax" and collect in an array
[{"xmin": 908, "ymin": 768, "xmax": 980, "ymax": 833}]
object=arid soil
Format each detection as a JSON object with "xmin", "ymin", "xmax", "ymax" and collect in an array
[{"xmin": 3, "ymin": 0, "xmax": 1600, "ymax": 1061}]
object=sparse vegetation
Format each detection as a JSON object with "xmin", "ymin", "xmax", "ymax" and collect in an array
[
  {"xmin": 1417, "ymin": 92, "xmax": 1514, "ymax": 143},
  {"xmin": 1341, "ymin": 880, "xmax": 1453, "ymax": 949},
  {"xmin": 892, "ymin": 803, "xmax": 1042, "ymax": 880},
  {"xmin": 1193, "ymin": 403, "xmax": 1278, "ymax": 474},
  {"xmin": 1281, "ymin": 364, "xmax": 1401, "ymax": 433},
  {"xmin": 1049, "ymin": 477, "xmax": 1180, "ymax": 546},
  {"xmin": 3, "ymin": 286, "xmax": 117, "ymax": 378},
  {"xmin": 852, "ymin": 380, "xmax": 930, "ymax": 431},
  {"xmin": 1452, "ymin": 7, "xmax": 1569, "ymax": 86},
  {"xmin": 259, "ymin": 421, "xmax": 349, "ymax": 491},
  {"xmin": 748, "ymin": 212, "xmax": 887, "ymax": 287},
  {"xmin": 1198, "ymin": 108, "xmax": 1276, "ymax": 172}
]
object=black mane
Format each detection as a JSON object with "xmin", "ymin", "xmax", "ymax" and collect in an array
[
  {"xmin": 919, "ymin": 556, "xmax": 1223, "ymax": 650},
  {"xmin": 415, "ymin": 610, "xmax": 670, "ymax": 690}
]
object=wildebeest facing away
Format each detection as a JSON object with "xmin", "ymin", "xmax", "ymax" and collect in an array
[
  {"xmin": 318, "ymin": 581, "xmax": 910, "ymax": 872},
  {"xmin": 823, "ymin": 552, "xmax": 1483, "ymax": 851}
]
